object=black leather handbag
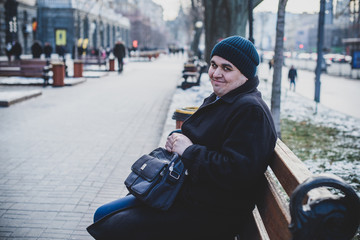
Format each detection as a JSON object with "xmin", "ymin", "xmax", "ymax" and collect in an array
[{"xmin": 124, "ymin": 147, "xmax": 187, "ymax": 211}]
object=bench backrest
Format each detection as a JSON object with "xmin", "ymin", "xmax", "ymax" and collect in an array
[
  {"xmin": 242, "ymin": 139, "xmax": 324, "ymax": 239},
  {"xmin": 20, "ymin": 59, "xmax": 48, "ymax": 66},
  {"xmin": 0, "ymin": 60, "xmax": 49, "ymax": 77},
  {"xmin": 241, "ymin": 139, "xmax": 360, "ymax": 240}
]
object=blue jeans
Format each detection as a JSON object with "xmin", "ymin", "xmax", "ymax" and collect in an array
[{"xmin": 93, "ymin": 194, "xmax": 141, "ymax": 222}]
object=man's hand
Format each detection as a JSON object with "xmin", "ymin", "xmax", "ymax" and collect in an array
[{"xmin": 165, "ymin": 133, "xmax": 193, "ymax": 156}]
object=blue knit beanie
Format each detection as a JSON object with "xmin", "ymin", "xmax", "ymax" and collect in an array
[{"xmin": 210, "ymin": 36, "xmax": 260, "ymax": 79}]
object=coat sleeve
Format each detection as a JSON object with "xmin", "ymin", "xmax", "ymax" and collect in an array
[{"xmin": 181, "ymin": 105, "xmax": 276, "ymax": 190}]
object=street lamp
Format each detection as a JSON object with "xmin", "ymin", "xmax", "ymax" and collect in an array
[
  {"xmin": 5, "ymin": 0, "xmax": 18, "ymax": 44},
  {"xmin": 195, "ymin": 21, "xmax": 203, "ymax": 29},
  {"xmin": 22, "ymin": 11, "xmax": 31, "ymax": 54}
]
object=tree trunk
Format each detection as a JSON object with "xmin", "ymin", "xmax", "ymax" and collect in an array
[
  {"xmin": 271, "ymin": 0, "xmax": 288, "ymax": 139},
  {"xmin": 203, "ymin": 0, "xmax": 262, "ymax": 63},
  {"xmin": 191, "ymin": 26, "xmax": 203, "ymax": 58},
  {"xmin": 190, "ymin": 0, "xmax": 204, "ymax": 58}
]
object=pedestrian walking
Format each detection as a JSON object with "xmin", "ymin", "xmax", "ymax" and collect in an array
[
  {"xmin": 31, "ymin": 41, "xmax": 43, "ymax": 58},
  {"xmin": 44, "ymin": 42, "xmax": 53, "ymax": 59},
  {"xmin": 5, "ymin": 42, "xmax": 12, "ymax": 62},
  {"xmin": 288, "ymin": 65, "xmax": 298, "ymax": 91},
  {"xmin": 86, "ymin": 36, "xmax": 277, "ymax": 239},
  {"xmin": 56, "ymin": 45, "xmax": 66, "ymax": 60},
  {"xmin": 113, "ymin": 40, "xmax": 126, "ymax": 73},
  {"xmin": 12, "ymin": 41, "xmax": 22, "ymax": 60},
  {"xmin": 106, "ymin": 45, "xmax": 111, "ymax": 58},
  {"xmin": 268, "ymin": 58, "xmax": 274, "ymax": 70}
]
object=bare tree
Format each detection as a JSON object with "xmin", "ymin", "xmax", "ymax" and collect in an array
[
  {"xmin": 271, "ymin": 0, "xmax": 288, "ymax": 139},
  {"xmin": 203, "ymin": 0, "xmax": 262, "ymax": 63}
]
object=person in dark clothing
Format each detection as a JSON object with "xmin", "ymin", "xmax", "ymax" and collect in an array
[
  {"xmin": 56, "ymin": 45, "xmax": 66, "ymax": 60},
  {"xmin": 87, "ymin": 36, "xmax": 277, "ymax": 240},
  {"xmin": 268, "ymin": 58, "xmax": 274, "ymax": 70},
  {"xmin": 11, "ymin": 41, "xmax": 22, "ymax": 60},
  {"xmin": 43, "ymin": 42, "xmax": 53, "ymax": 59},
  {"xmin": 31, "ymin": 41, "xmax": 43, "ymax": 58},
  {"xmin": 288, "ymin": 65, "xmax": 298, "ymax": 91},
  {"xmin": 5, "ymin": 42, "xmax": 12, "ymax": 62},
  {"xmin": 113, "ymin": 40, "xmax": 126, "ymax": 73}
]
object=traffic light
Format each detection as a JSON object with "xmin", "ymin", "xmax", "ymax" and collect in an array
[
  {"xmin": 32, "ymin": 18, "xmax": 37, "ymax": 32},
  {"xmin": 132, "ymin": 40, "xmax": 138, "ymax": 49}
]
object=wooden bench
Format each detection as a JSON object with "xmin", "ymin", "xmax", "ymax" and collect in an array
[
  {"xmin": 237, "ymin": 139, "xmax": 360, "ymax": 240},
  {"xmin": 179, "ymin": 61, "xmax": 208, "ymax": 90},
  {"xmin": 0, "ymin": 59, "xmax": 51, "ymax": 86},
  {"xmin": 171, "ymin": 110, "xmax": 359, "ymax": 239},
  {"xmin": 130, "ymin": 50, "xmax": 162, "ymax": 61},
  {"xmin": 82, "ymin": 55, "xmax": 107, "ymax": 67}
]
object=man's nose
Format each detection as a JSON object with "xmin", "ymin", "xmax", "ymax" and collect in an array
[{"xmin": 213, "ymin": 68, "xmax": 223, "ymax": 77}]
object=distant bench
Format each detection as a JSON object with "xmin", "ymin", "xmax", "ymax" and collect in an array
[
  {"xmin": 179, "ymin": 61, "xmax": 207, "ymax": 90},
  {"xmin": 236, "ymin": 139, "xmax": 360, "ymax": 239},
  {"xmin": 82, "ymin": 56, "xmax": 107, "ymax": 67},
  {"xmin": 0, "ymin": 59, "xmax": 51, "ymax": 86},
  {"xmin": 130, "ymin": 50, "xmax": 163, "ymax": 61}
]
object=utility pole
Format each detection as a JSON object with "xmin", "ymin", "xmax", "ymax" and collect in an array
[
  {"xmin": 248, "ymin": 0, "xmax": 254, "ymax": 43},
  {"xmin": 314, "ymin": 0, "xmax": 326, "ymax": 114}
]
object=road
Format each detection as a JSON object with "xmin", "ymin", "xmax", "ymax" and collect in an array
[
  {"xmin": 0, "ymin": 54, "xmax": 184, "ymax": 239},
  {"xmin": 258, "ymin": 63, "xmax": 360, "ymax": 120}
]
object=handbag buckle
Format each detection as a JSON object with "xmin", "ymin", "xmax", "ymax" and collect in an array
[
  {"xmin": 169, "ymin": 170, "xmax": 180, "ymax": 180},
  {"xmin": 169, "ymin": 162, "xmax": 180, "ymax": 180}
]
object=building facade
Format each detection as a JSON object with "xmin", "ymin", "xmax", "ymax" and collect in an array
[
  {"xmin": 36, "ymin": 0, "xmax": 130, "ymax": 58},
  {"xmin": 1, "ymin": 0, "xmax": 131, "ymax": 57},
  {"xmin": 1, "ymin": 0, "xmax": 37, "ymax": 55},
  {"xmin": 254, "ymin": 0, "xmax": 358, "ymax": 55},
  {"xmin": 115, "ymin": 0, "xmax": 169, "ymax": 50}
]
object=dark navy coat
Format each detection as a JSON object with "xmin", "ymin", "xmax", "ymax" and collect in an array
[{"xmin": 179, "ymin": 76, "xmax": 277, "ymax": 214}]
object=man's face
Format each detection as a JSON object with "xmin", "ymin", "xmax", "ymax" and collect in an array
[{"xmin": 208, "ymin": 55, "xmax": 248, "ymax": 97}]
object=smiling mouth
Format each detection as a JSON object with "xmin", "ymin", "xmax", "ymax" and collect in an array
[{"xmin": 212, "ymin": 79, "xmax": 225, "ymax": 84}]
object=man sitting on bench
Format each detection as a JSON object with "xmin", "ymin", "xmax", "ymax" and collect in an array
[{"xmin": 87, "ymin": 36, "xmax": 277, "ymax": 240}]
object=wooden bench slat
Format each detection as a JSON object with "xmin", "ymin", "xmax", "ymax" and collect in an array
[
  {"xmin": 256, "ymin": 171, "xmax": 292, "ymax": 240},
  {"xmin": 0, "ymin": 67, "xmax": 21, "ymax": 71},
  {"xmin": 0, "ymin": 72, "xmax": 22, "ymax": 76},
  {"xmin": 0, "ymin": 61, "xmax": 21, "ymax": 66},
  {"xmin": 271, "ymin": 139, "xmax": 313, "ymax": 196},
  {"xmin": 251, "ymin": 206, "xmax": 270, "ymax": 240}
]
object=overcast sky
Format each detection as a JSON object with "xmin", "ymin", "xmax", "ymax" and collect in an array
[
  {"xmin": 153, "ymin": 0, "xmax": 321, "ymax": 21},
  {"xmin": 255, "ymin": 0, "xmax": 320, "ymax": 13}
]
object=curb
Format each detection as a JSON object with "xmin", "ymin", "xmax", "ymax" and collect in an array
[{"xmin": 0, "ymin": 90, "xmax": 42, "ymax": 107}]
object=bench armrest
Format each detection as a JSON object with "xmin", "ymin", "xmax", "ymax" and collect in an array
[{"xmin": 289, "ymin": 174, "xmax": 360, "ymax": 240}]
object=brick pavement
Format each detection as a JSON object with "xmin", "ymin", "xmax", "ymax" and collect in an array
[{"xmin": 0, "ymin": 54, "xmax": 185, "ymax": 239}]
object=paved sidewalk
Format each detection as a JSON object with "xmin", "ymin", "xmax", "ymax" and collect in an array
[{"xmin": 0, "ymin": 54, "xmax": 185, "ymax": 239}]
